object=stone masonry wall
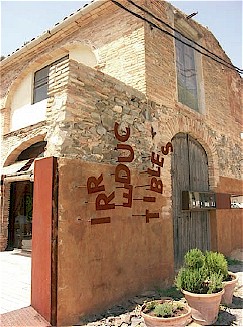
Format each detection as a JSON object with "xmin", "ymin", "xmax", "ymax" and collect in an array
[
  {"xmin": 46, "ymin": 59, "xmax": 242, "ymax": 186},
  {"xmin": 46, "ymin": 59, "xmax": 153, "ymax": 167},
  {"xmin": 45, "ymin": 59, "xmax": 175, "ymax": 225}
]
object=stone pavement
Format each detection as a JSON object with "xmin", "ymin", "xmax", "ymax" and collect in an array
[
  {"xmin": 0, "ymin": 249, "xmax": 31, "ymax": 314},
  {"xmin": 0, "ymin": 250, "xmax": 50, "ymax": 326},
  {"xmin": 0, "ymin": 306, "xmax": 51, "ymax": 326}
]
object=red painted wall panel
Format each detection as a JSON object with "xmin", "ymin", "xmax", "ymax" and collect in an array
[
  {"xmin": 56, "ymin": 158, "xmax": 174, "ymax": 326},
  {"xmin": 31, "ymin": 157, "xmax": 54, "ymax": 323}
]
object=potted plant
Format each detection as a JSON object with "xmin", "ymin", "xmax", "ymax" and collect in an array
[
  {"xmin": 175, "ymin": 249, "xmax": 224, "ymax": 325},
  {"xmin": 204, "ymin": 251, "xmax": 238, "ymax": 305},
  {"xmin": 221, "ymin": 271, "xmax": 238, "ymax": 305},
  {"xmin": 141, "ymin": 298, "xmax": 191, "ymax": 327}
]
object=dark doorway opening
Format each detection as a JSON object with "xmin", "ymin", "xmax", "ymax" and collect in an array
[{"xmin": 7, "ymin": 181, "xmax": 33, "ymax": 251}]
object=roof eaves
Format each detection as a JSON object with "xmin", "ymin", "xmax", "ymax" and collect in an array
[{"xmin": 1, "ymin": 0, "xmax": 109, "ymax": 66}]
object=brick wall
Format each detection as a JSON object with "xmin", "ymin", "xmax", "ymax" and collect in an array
[
  {"xmin": 144, "ymin": 2, "xmax": 242, "ymax": 184},
  {"xmin": 144, "ymin": 0, "xmax": 177, "ymax": 106},
  {"xmin": 1, "ymin": 123, "xmax": 47, "ymax": 167}
]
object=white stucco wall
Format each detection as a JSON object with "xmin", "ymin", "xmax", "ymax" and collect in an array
[
  {"xmin": 10, "ymin": 100, "xmax": 47, "ymax": 131},
  {"xmin": 10, "ymin": 73, "xmax": 46, "ymax": 131},
  {"xmin": 11, "ymin": 74, "xmax": 32, "ymax": 109},
  {"xmin": 9, "ymin": 46, "xmax": 96, "ymax": 132},
  {"xmin": 69, "ymin": 45, "xmax": 97, "ymax": 68}
]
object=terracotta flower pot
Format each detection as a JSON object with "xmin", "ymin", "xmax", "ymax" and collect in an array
[
  {"xmin": 182, "ymin": 289, "xmax": 224, "ymax": 326},
  {"xmin": 141, "ymin": 300, "xmax": 192, "ymax": 327},
  {"xmin": 221, "ymin": 271, "xmax": 238, "ymax": 305}
]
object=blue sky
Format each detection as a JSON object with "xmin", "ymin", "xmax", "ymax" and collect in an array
[
  {"xmin": 1, "ymin": 0, "xmax": 242, "ymax": 70},
  {"xmin": 170, "ymin": 1, "xmax": 242, "ymax": 70}
]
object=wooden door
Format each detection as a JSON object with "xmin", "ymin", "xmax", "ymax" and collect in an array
[{"xmin": 172, "ymin": 133, "xmax": 210, "ymax": 268}]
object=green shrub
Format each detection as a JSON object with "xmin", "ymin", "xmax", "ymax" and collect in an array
[
  {"xmin": 175, "ymin": 266, "xmax": 208, "ymax": 294},
  {"xmin": 144, "ymin": 301, "xmax": 184, "ymax": 318},
  {"xmin": 226, "ymin": 257, "xmax": 242, "ymax": 266},
  {"xmin": 205, "ymin": 251, "xmax": 228, "ymax": 281},
  {"xmin": 175, "ymin": 249, "xmax": 224, "ymax": 294},
  {"xmin": 145, "ymin": 301, "xmax": 156, "ymax": 312},
  {"xmin": 184, "ymin": 248, "xmax": 205, "ymax": 269},
  {"xmin": 154, "ymin": 302, "xmax": 173, "ymax": 317},
  {"xmin": 158, "ymin": 286, "xmax": 183, "ymax": 300},
  {"xmin": 207, "ymin": 272, "xmax": 223, "ymax": 294}
]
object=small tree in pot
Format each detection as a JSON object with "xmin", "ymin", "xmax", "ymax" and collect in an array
[{"xmin": 175, "ymin": 249, "xmax": 224, "ymax": 325}]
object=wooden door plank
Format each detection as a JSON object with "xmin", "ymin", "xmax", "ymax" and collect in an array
[{"xmin": 172, "ymin": 133, "xmax": 211, "ymax": 268}]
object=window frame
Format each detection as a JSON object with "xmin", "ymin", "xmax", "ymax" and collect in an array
[
  {"xmin": 32, "ymin": 55, "xmax": 69, "ymax": 104},
  {"xmin": 32, "ymin": 64, "xmax": 50, "ymax": 104},
  {"xmin": 174, "ymin": 17, "xmax": 205, "ymax": 113},
  {"xmin": 175, "ymin": 32, "xmax": 199, "ymax": 111}
]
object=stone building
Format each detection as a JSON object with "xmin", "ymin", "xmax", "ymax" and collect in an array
[{"xmin": 0, "ymin": 0, "xmax": 242, "ymax": 325}]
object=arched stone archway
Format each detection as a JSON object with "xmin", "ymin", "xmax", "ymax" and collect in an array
[
  {"xmin": 4, "ymin": 134, "xmax": 46, "ymax": 167},
  {"xmin": 162, "ymin": 114, "xmax": 219, "ymax": 190}
]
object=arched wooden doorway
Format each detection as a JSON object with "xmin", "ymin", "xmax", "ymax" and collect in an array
[{"xmin": 171, "ymin": 133, "xmax": 211, "ymax": 268}]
